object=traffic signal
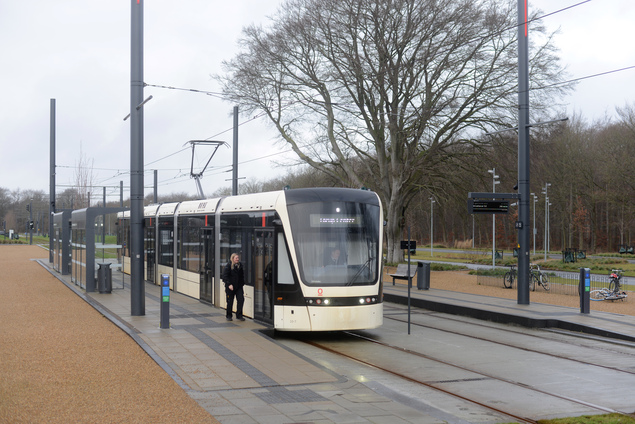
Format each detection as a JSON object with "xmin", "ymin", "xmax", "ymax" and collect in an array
[
  {"xmin": 29, "ymin": 221, "xmax": 34, "ymax": 229},
  {"xmin": 26, "ymin": 204, "xmax": 30, "ymax": 212}
]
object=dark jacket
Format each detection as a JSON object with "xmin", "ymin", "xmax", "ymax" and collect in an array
[{"xmin": 222, "ymin": 262, "xmax": 245, "ymax": 292}]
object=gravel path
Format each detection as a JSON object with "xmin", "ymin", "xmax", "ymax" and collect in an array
[{"xmin": 0, "ymin": 246, "xmax": 217, "ymax": 424}]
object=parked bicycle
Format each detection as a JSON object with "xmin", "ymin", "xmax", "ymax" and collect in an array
[
  {"xmin": 529, "ymin": 263, "xmax": 550, "ymax": 291},
  {"xmin": 609, "ymin": 269, "xmax": 623, "ymax": 292},
  {"xmin": 503, "ymin": 264, "xmax": 549, "ymax": 291},
  {"xmin": 504, "ymin": 265, "xmax": 516, "ymax": 289},
  {"xmin": 591, "ymin": 269, "xmax": 628, "ymax": 301}
]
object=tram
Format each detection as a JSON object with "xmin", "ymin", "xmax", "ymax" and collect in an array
[{"xmin": 118, "ymin": 187, "xmax": 383, "ymax": 331}]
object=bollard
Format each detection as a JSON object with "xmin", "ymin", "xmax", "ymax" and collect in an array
[
  {"xmin": 160, "ymin": 274, "xmax": 170, "ymax": 329},
  {"xmin": 579, "ymin": 267, "xmax": 590, "ymax": 314}
]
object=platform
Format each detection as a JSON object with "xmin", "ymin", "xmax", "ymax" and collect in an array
[{"xmin": 39, "ymin": 260, "xmax": 635, "ymax": 423}]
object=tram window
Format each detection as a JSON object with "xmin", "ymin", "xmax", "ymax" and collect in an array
[
  {"xmin": 287, "ymin": 201, "xmax": 380, "ymax": 286},
  {"xmin": 178, "ymin": 217, "xmax": 204, "ymax": 272},
  {"xmin": 158, "ymin": 229, "xmax": 173, "ymax": 267},
  {"xmin": 277, "ymin": 233, "xmax": 293, "ymax": 285}
]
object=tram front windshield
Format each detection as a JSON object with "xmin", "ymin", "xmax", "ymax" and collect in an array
[{"xmin": 287, "ymin": 201, "xmax": 380, "ymax": 286}]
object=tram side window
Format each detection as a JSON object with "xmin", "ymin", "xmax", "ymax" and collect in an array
[
  {"xmin": 144, "ymin": 221, "xmax": 154, "ymax": 261},
  {"xmin": 158, "ymin": 228, "xmax": 173, "ymax": 267},
  {"xmin": 178, "ymin": 217, "xmax": 204, "ymax": 273},
  {"xmin": 219, "ymin": 228, "xmax": 243, "ymax": 272},
  {"xmin": 117, "ymin": 219, "xmax": 131, "ymax": 257},
  {"xmin": 277, "ymin": 233, "xmax": 294, "ymax": 285}
]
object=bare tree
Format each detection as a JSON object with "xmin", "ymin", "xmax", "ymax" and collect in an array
[
  {"xmin": 218, "ymin": 0, "xmax": 569, "ymax": 261},
  {"xmin": 74, "ymin": 142, "xmax": 95, "ymax": 209}
]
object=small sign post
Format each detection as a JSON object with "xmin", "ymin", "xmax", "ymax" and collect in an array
[
  {"xmin": 160, "ymin": 274, "xmax": 170, "ymax": 329},
  {"xmin": 401, "ymin": 233, "xmax": 417, "ymax": 335},
  {"xmin": 579, "ymin": 268, "xmax": 590, "ymax": 314}
]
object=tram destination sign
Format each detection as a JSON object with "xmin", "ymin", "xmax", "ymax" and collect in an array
[{"xmin": 468, "ymin": 199, "xmax": 509, "ymax": 214}]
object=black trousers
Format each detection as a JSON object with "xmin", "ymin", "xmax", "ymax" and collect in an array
[{"xmin": 226, "ymin": 289, "xmax": 244, "ymax": 318}]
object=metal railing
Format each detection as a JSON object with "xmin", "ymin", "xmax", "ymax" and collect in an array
[{"xmin": 476, "ymin": 270, "xmax": 629, "ymax": 296}]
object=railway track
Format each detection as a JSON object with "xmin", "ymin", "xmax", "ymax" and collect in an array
[
  {"xmin": 383, "ymin": 305, "xmax": 635, "ymax": 372},
  {"xmin": 286, "ymin": 307, "xmax": 635, "ymax": 423}
]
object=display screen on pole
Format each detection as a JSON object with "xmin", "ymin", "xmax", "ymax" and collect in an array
[{"xmin": 468, "ymin": 199, "xmax": 509, "ymax": 214}]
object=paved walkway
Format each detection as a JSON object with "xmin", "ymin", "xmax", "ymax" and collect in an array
[{"xmin": 39, "ymin": 260, "xmax": 635, "ymax": 423}]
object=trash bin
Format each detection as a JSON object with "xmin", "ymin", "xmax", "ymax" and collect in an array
[
  {"xmin": 416, "ymin": 261, "xmax": 430, "ymax": 290},
  {"xmin": 97, "ymin": 263, "xmax": 112, "ymax": 294}
]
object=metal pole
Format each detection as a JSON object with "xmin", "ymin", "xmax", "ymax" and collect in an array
[
  {"xmin": 543, "ymin": 183, "xmax": 550, "ymax": 261},
  {"xmin": 492, "ymin": 172, "xmax": 496, "ymax": 268},
  {"xmin": 548, "ymin": 198, "xmax": 551, "ymax": 255},
  {"xmin": 232, "ymin": 106, "xmax": 239, "ymax": 196},
  {"xmin": 472, "ymin": 214, "xmax": 475, "ymax": 249},
  {"xmin": 154, "ymin": 169, "xmax": 158, "ymax": 204},
  {"xmin": 430, "ymin": 197, "xmax": 434, "ymax": 257},
  {"xmin": 488, "ymin": 168, "xmax": 499, "ymax": 268},
  {"xmin": 49, "ymin": 99, "xmax": 55, "ymax": 262},
  {"xmin": 130, "ymin": 0, "xmax": 145, "ymax": 316},
  {"xmin": 29, "ymin": 201, "xmax": 33, "ymax": 245},
  {"xmin": 103, "ymin": 187, "xmax": 106, "ymax": 243},
  {"xmin": 544, "ymin": 194, "xmax": 547, "ymax": 260},
  {"xmin": 120, "ymin": 181, "xmax": 123, "ymax": 207},
  {"xmin": 532, "ymin": 193, "xmax": 536, "ymax": 256},
  {"xmin": 516, "ymin": 0, "xmax": 531, "ymax": 305},
  {"xmin": 407, "ymin": 226, "xmax": 411, "ymax": 335}
]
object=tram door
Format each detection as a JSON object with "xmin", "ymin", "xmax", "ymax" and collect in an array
[
  {"xmin": 200, "ymin": 228, "xmax": 214, "ymax": 303},
  {"xmin": 253, "ymin": 229, "xmax": 274, "ymax": 324}
]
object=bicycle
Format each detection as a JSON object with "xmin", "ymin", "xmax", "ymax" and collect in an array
[
  {"xmin": 503, "ymin": 265, "xmax": 516, "ymax": 289},
  {"xmin": 590, "ymin": 288, "xmax": 628, "ymax": 301},
  {"xmin": 529, "ymin": 263, "xmax": 550, "ymax": 291},
  {"xmin": 609, "ymin": 269, "xmax": 623, "ymax": 292},
  {"xmin": 591, "ymin": 269, "xmax": 628, "ymax": 301}
]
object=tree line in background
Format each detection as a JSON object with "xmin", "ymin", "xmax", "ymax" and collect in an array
[
  {"xmin": 402, "ymin": 105, "xmax": 635, "ymax": 255},
  {"xmin": 2, "ymin": 104, "xmax": 635, "ymax": 255}
]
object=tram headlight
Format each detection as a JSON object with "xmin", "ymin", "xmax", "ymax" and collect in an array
[{"xmin": 323, "ymin": 299, "xmax": 330, "ymax": 305}]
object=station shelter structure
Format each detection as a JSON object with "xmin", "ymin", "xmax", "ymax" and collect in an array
[{"xmin": 52, "ymin": 206, "xmax": 127, "ymax": 292}]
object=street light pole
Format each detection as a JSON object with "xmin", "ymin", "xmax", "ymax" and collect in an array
[
  {"xmin": 531, "ymin": 193, "xmax": 537, "ymax": 256},
  {"xmin": 542, "ymin": 183, "xmax": 551, "ymax": 261},
  {"xmin": 548, "ymin": 198, "xmax": 552, "ymax": 256},
  {"xmin": 488, "ymin": 168, "xmax": 500, "ymax": 268},
  {"xmin": 430, "ymin": 197, "xmax": 435, "ymax": 257}
]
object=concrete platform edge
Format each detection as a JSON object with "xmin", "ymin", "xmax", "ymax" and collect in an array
[{"xmin": 383, "ymin": 291, "xmax": 635, "ymax": 343}]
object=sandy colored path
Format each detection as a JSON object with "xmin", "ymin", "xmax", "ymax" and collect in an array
[
  {"xmin": 0, "ymin": 246, "xmax": 217, "ymax": 424},
  {"xmin": 384, "ymin": 266, "xmax": 633, "ymax": 316}
]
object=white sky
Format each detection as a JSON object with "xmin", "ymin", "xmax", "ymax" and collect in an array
[{"xmin": 0, "ymin": 0, "xmax": 633, "ymax": 200}]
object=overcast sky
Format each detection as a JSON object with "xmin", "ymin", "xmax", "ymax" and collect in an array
[{"xmin": 1, "ymin": 0, "xmax": 633, "ymax": 202}]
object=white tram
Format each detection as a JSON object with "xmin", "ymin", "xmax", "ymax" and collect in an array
[{"xmin": 118, "ymin": 188, "xmax": 383, "ymax": 331}]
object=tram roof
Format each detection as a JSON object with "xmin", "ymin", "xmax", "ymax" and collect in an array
[
  {"xmin": 175, "ymin": 198, "xmax": 221, "ymax": 215},
  {"xmin": 218, "ymin": 191, "xmax": 282, "ymax": 213}
]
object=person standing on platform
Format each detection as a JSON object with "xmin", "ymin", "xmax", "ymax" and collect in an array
[{"xmin": 222, "ymin": 253, "xmax": 245, "ymax": 321}]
